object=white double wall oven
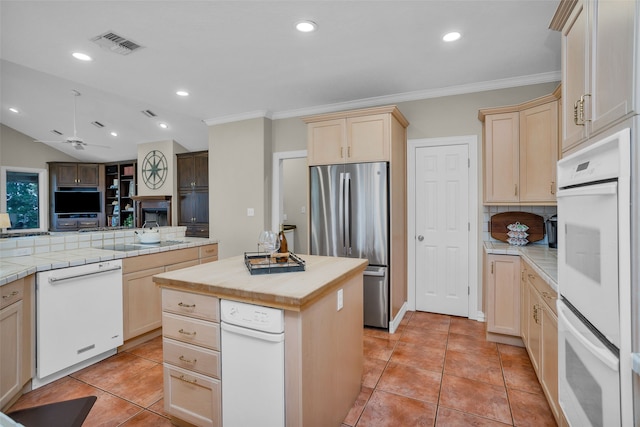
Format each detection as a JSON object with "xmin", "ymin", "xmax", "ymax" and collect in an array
[{"xmin": 556, "ymin": 127, "xmax": 633, "ymax": 426}]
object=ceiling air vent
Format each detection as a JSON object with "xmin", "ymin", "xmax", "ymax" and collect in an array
[
  {"xmin": 91, "ymin": 31, "xmax": 143, "ymax": 55},
  {"xmin": 91, "ymin": 121, "xmax": 105, "ymax": 128},
  {"xmin": 51, "ymin": 129, "xmax": 63, "ymax": 135},
  {"xmin": 141, "ymin": 109, "xmax": 157, "ymax": 118}
]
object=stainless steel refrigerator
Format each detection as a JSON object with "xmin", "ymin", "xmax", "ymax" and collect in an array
[{"xmin": 309, "ymin": 162, "xmax": 389, "ymax": 328}]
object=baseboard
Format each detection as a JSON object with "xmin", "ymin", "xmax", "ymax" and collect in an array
[
  {"xmin": 389, "ymin": 302, "xmax": 408, "ymax": 334},
  {"xmin": 118, "ymin": 328, "xmax": 162, "ymax": 352}
]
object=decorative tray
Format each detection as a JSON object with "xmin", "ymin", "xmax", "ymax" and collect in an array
[{"xmin": 244, "ymin": 252, "xmax": 306, "ymax": 275}]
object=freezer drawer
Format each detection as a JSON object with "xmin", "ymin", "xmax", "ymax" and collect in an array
[{"xmin": 364, "ymin": 266, "xmax": 388, "ymax": 328}]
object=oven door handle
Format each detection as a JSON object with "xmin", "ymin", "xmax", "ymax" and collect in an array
[
  {"xmin": 558, "ymin": 303, "xmax": 618, "ymax": 371},
  {"xmin": 556, "ymin": 182, "xmax": 617, "ymax": 198}
]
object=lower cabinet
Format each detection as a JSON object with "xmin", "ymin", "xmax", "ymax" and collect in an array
[
  {"xmin": 162, "ymin": 288, "xmax": 221, "ymax": 427},
  {"xmin": 520, "ymin": 259, "xmax": 560, "ymax": 423},
  {"xmin": 0, "ymin": 275, "xmax": 33, "ymax": 411},
  {"xmin": 121, "ymin": 244, "xmax": 218, "ymax": 343},
  {"xmin": 485, "ymin": 253, "xmax": 521, "ymax": 339}
]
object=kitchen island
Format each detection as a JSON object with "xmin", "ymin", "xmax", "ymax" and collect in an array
[{"xmin": 153, "ymin": 254, "xmax": 367, "ymax": 427}]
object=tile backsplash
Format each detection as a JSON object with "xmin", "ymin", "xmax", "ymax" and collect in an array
[
  {"xmin": 482, "ymin": 205, "xmax": 557, "ymax": 245},
  {"xmin": 0, "ymin": 226, "xmax": 187, "ymax": 258}
]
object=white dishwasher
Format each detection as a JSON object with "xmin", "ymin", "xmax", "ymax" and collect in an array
[
  {"xmin": 34, "ymin": 260, "xmax": 123, "ymax": 388},
  {"xmin": 220, "ymin": 299, "xmax": 285, "ymax": 427}
]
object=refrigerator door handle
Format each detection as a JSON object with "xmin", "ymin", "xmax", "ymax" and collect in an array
[
  {"xmin": 339, "ymin": 172, "xmax": 345, "ymax": 251},
  {"xmin": 345, "ymin": 172, "xmax": 352, "ymax": 255}
]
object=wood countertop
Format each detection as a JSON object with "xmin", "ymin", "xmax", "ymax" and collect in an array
[{"xmin": 152, "ymin": 254, "xmax": 368, "ymax": 311}]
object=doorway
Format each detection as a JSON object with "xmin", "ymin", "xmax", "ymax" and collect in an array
[
  {"xmin": 272, "ymin": 150, "xmax": 308, "ymax": 254},
  {"xmin": 407, "ymin": 136, "xmax": 479, "ymax": 319}
]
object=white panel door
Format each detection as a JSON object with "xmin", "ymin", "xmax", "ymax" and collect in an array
[{"xmin": 415, "ymin": 144, "xmax": 469, "ymax": 316}]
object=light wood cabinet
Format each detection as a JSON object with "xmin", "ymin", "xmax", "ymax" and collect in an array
[
  {"xmin": 520, "ymin": 259, "xmax": 560, "ymax": 423},
  {"xmin": 304, "ymin": 106, "xmax": 408, "ymax": 166},
  {"xmin": 551, "ymin": 0, "xmax": 638, "ymax": 154},
  {"xmin": 162, "ymin": 289, "xmax": 221, "ymax": 427},
  {"xmin": 0, "ymin": 275, "xmax": 33, "ymax": 411},
  {"xmin": 485, "ymin": 253, "xmax": 521, "ymax": 339},
  {"xmin": 121, "ymin": 245, "xmax": 218, "ymax": 343},
  {"xmin": 480, "ymin": 93, "xmax": 559, "ymax": 205},
  {"xmin": 304, "ymin": 105, "xmax": 409, "ymax": 325}
]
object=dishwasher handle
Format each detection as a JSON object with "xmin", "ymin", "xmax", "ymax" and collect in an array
[
  {"xmin": 221, "ymin": 321, "xmax": 284, "ymax": 343},
  {"xmin": 48, "ymin": 265, "xmax": 122, "ymax": 284}
]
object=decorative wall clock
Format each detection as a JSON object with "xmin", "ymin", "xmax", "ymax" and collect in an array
[{"xmin": 141, "ymin": 150, "xmax": 168, "ymax": 189}]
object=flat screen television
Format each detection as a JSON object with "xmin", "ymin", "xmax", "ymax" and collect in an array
[{"xmin": 54, "ymin": 191, "xmax": 101, "ymax": 213}]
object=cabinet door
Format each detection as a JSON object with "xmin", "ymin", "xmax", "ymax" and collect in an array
[
  {"xmin": 76, "ymin": 164, "xmax": 99, "ymax": 186},
  {"xmin": 484, "ymin": 112, "xmax": 520, "ymax": 203},
  {"xmin": 562, "ymin": 0, "xmax": 588, "ymax": 150},
  {"xmin": 347, "ymin": 114, "xmax": 389, "ymax": 162},
  {"xmin": 307, "ymin": 119, "xmax": 346, "ymax": 165},
  {"xmin": 519, "ymin": 101, "xmax": 558, "ymax": 203},
  {"xmin": 193, "ymin": 190, "xmax": 209, "ymax": 223},
  {"xmin": 56, "ymin": 163, "xmax": 79, "ymax": 186},
  {"xmin": 177, "ymin": 156, "xmax": 195, "ymax": 189},
  {"xmin": 193, "ymin": 152, "xmax": 209, "ymax": 188},
  {"xmin": 486, "ymin": 254, "xmax": 521, "ymax": 336},
  {"xmin": 527, "ymin": 285, "xmax": 542, "ymax": 374},
  {"xmin": 123, "ymin": 267, "xmax": 165, "ymax": 340},
  {"xmin": 541, "ymin": 306, "xmax": 560, "ymax": 421},
  {"xmin": 0, "ymin": 301, "xmax": 22, "ymax": 408},
  {"xmin": 178, "ymin": 191, "xmax": 194, "ymax": 225},
  {"xmin": 590, "ymin": 0, "xmax": 636, "ymax": 135}
]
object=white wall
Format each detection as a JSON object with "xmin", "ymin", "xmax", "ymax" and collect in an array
[{"xmin": 209, "ymin": 117, "xmax": 272, "ymax": 259}]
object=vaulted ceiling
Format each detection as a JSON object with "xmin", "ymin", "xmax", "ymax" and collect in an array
[{"xmin": 1, "ymin": 1, "xmax": 561, "ymax": 162}]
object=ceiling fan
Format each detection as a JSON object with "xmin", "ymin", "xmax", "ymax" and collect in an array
[{"xmin": 34, "ymin": 90, "xmax": 109, "ymax": 150}]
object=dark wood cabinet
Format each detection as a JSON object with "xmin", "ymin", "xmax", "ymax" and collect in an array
[
  {"xmin": 104, "ymin": 161, "xmax": 137, "ymax": 227},
  {"xmin": 48, "ymin": 162, "xmax": 105, "ymax": 231},
  {"xmin": 177, "ymin": 151, "xmax": 209, "ymax": 237},
  {"xmin": 54, "ymin": 163, "xmax": 100, "ymax": 187}
]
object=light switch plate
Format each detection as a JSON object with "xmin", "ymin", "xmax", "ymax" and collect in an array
[
  {"xmin": 337, "ymin": 288, "xmax": 343, "ymax": 311},
  {"xmin": 247, "ymin": 208, "xmax": 254, "ymax": 217}
]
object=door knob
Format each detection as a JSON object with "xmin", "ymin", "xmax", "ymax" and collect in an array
[{"xmin": 417, "ymin": 235, "xmax": 424, "ymax": 241}]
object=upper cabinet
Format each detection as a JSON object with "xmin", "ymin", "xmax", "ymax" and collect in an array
[
  {"xmin": 51, "ymin": 163, "xmax": 100, "ymax": 187},
  {"xmin": 479, "ymin": 92, "xmax": 559, "ymax": 205},
  {"xmin": 177, "ymin": 151, "xmax": 209, "ymax": 190},
  {"xmin": 550, "ymin": 0, "xmax": 638, "ymax": 154},
  {"xmin": 303, "ymin": 106, "xmax": 409, "ymax": 166}
]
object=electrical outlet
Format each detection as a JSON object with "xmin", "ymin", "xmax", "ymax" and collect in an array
[
  {"xmin": 337, "ymin": 288, "xmax": 343, "ymax": 311},
  {"xmin": 247, "ymin": 208, "xmax": 254, "ymax": 217},
  {"xmin": 300, "ymin": 206, "xmax": 306, "ymax": 214},
  {"xmin": 283, "ymin": 213, "xmax": 288, "ymax": 220}
]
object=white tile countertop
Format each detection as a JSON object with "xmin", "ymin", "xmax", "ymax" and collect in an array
[
  {"xmin": 0, "ymin": 227, "xmax": 217, "ymax": 286},
  {"xmin": 484, "ymin": 241, "xmax": 558, "ymax": 292}
]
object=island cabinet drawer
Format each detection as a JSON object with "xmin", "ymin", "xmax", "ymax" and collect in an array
[
  {"xmin": 163, "ymin": 337, "xmax": 220, "ymax": 379},
  {"xmin": 164, "ymin": 364, "xmax": 221, "ymax": 427},
  {"xmin": 162, "ymin": 289, "xmax": 219, "ymax": 322},
  {"xmin": 1, "ymin": 280, "xmax": 24, "ymax": 310},
  {"xmin": 162, "ymin": 312, "xmax": 220, "ymax": 350}
]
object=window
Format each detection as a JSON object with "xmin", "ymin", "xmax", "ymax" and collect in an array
[{"xmin": 1, "ymin": 166, "xmax": 47, "ymax": 233}]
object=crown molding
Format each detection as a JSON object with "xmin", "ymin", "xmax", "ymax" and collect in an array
[{"xmin": 203, "ymin": 71, "xmax": 561, "ymax": 125}]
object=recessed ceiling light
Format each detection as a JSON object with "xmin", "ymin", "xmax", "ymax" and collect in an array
[
  {"xmin": 72, "ymin": 52, "xmax": 93, "ymax": 61},
  {"xmin": 9, "ymin": 107, "xmax": 19, "ymax": 113},
  {"xmin": 296, "ymin": 21, "xmax": 317, "ymax": 33},
  {"xmin": 158, "ymin": 122, "xmax": 169, "ymax": 129},
  {"xmin": 176, "ymin": 90, "xmax": 189, "ymax": 97},
  {"xmin": 110, "ymin": 131, "xmax": 118, "ymax": 137},
  {"xmin": 443, "ymin": 32, "xmax": 461, "ymax": 42}
]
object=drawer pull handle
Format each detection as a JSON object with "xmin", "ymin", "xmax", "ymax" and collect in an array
[
  {"xmin": 178, "ymin": 375, "xmax": 198, "ymax": 384},
  {"xmin": 179, "ymin": 355, "xmax": 197, "ymax": 364},
  {"xmin": 178, "ymin": 329, "xmax": 197, "ymax": 336},
  {"xmin": 2, "ymin": 291, "xmax": 19, "ymax": 299},
  {"xmin": 178, "ymin": 302, "xmax": 196, "ymax": 309},
  {"xmin": 527, "ymin": 274, "xmax": 535, "ymax": 280}
]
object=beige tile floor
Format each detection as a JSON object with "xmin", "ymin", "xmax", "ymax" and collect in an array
[{"xmin": 7, "ymin": 311, "xmax": 557, "ymax": 426}]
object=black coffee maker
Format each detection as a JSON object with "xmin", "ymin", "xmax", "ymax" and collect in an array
[{"xmin": 546, "ymin": 215, "xmax": 558, "ymax": 248}]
